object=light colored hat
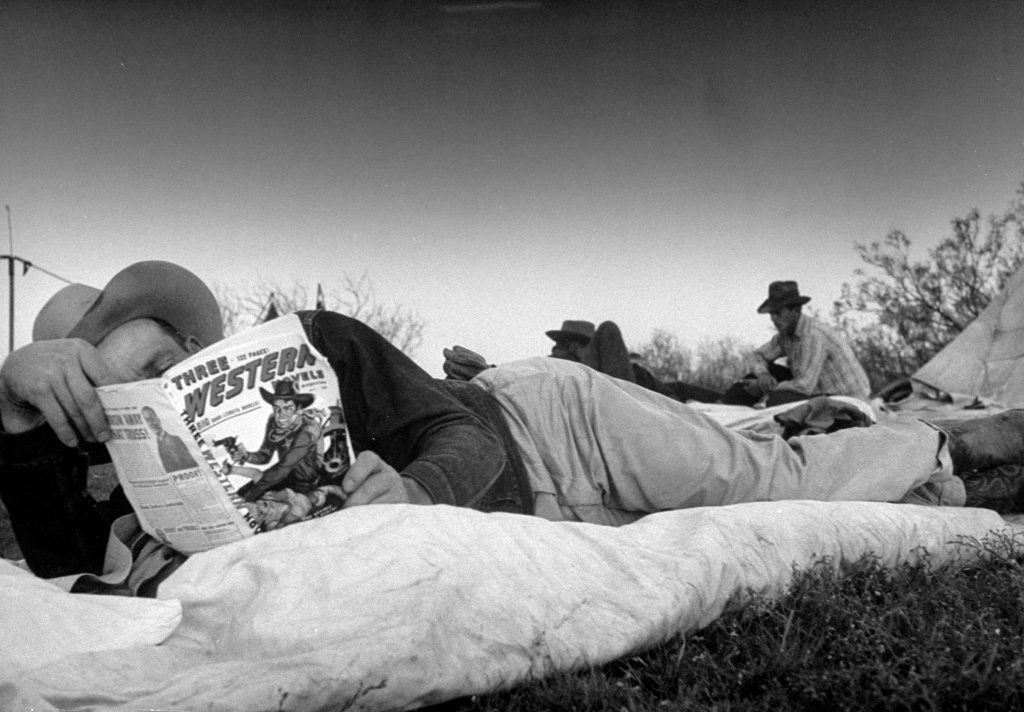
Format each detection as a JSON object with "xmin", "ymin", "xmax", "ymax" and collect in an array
[
  {"xmin": 66, "ymin": 261, "xmax": 223, "ymax": 348},
  {"xmin": 32, "ymin": 283, "xmax": 103, "ymax": 341},
  {"xmin": 545, "ymin": 320, "xmax": 596, "ymax": 343}
]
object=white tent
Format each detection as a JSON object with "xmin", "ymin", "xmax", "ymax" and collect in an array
[{"xmin": 912, "ymin": 268, "xmax": 1024, "ymax": 409}]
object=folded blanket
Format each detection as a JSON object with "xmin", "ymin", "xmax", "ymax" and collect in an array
[{"xmin": 2, "ymin": 500, "xmax": 1016, "ymax": 711}]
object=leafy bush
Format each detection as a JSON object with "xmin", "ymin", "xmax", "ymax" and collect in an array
[
  {"xmin": 633, "ymin": 330, "xmax": 752, "ymax": 393},
  {"xmin": 833, "ymin": 182, "xmax": 1024, "ymax": 390}
]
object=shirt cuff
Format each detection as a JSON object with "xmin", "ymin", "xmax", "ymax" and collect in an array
[{"xmin": 400, "ymin": 462, "xmax": 453, "ymax": 505}]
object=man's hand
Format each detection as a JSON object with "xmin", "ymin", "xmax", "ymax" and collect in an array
[
  {"xmin": 442, "ymin": 345, "xmax": 492, "ymax": 381},
  {"xmin": 341, "ymin": 451, "xmax": 433, "ymax": 507},
  {"xmin": 771, "ymin": 381, "xmax": 807, "ymax": 399},
  {"xmin": 0, "ymin": 340, "xmax": 115, "ymax": 447},
  {"xmin": 755, "ymin": 371, "xmax": 778, "ymax": 395},
  {"xmin": 230, "ymin": 442, "xmax": 251, "ymax": 464}
]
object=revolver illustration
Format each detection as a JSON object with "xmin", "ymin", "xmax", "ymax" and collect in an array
[
  {"xmin": 213, "ymin": 435, "xmax": 241, "ymax": 458},
  {"xmin": 321, "ymin": 406, "xmax": 352, "ymax": 475}
]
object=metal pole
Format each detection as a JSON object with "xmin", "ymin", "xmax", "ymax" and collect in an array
[
  {"xmin": 5, "ymin": 206, "xmax": 12, "ymax": 354},
  {"xmin": 0, "ymin": 207, "xmax": 75, "ymax": 353},
  {"xmin": 6, "ymin": 258, "xmax": 12, "ymax": 354}
]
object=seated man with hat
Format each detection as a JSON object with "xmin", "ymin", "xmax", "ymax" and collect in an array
[
  {"xmin": 445, "ymin": 320, "xmax": 721, "ymax": 403},
  {"xmin": 545, "ymin": 319, "xmax": 597, "ymax": 362},
  {"xmin": 441, "ymin": 319, "xmax": 599, "ymax": 381},
  {"xmin": 722, "ymin": 280, "xmax": 871, "ymax": 407}
]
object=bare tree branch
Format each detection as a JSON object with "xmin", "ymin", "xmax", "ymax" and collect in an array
[
  {"xmin": 214, "ymin": 274, "xmax": 425, "ymax": 357},
  {"xmin": 833, "ymin": 181, "xmax": 1024, "ymax": 390}
]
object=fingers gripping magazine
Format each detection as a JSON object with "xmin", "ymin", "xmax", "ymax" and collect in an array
[{"xmin": 96, "ymin": 314, "xmax": 355, "ymax": 554}]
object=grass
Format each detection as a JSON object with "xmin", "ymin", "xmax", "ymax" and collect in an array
[{"xmin": 430, "ymin": 534, "xmax": 1024, "ymax": 712}]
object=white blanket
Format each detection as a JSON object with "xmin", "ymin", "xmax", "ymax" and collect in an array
[{"xmin": 1, "ymin": 500, "xmax": 1017, "ymax": 711}]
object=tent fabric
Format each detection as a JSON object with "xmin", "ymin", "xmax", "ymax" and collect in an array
[
  {"xmin": 913, "ymin": 268, "xmax": 1024, "ymax": 409},
  {"xmin": 1, "ymin": 500, "xmax": 1018, "ymax": 712}
]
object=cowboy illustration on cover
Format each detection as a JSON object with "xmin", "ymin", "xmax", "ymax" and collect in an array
[{"xmin": 221, "ymin": 378, "xmax": 351, "ymax": 531}]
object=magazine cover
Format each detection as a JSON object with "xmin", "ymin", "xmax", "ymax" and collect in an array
[{"xmin": 97, "ymin": 314, "xmax": 355, "ymax": 554}]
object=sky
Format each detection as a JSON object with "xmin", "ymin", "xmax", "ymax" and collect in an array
[{"xmin": 2, "ymin": 0, "xmax": 1023, "ymax": 377}]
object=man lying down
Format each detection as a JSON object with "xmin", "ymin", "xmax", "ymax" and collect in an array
[{"xmin": 2, "ymin": 261, "xmax": 1023, "ymax": 596}]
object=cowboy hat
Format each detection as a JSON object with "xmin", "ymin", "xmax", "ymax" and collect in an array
[
  {"xmin": 66, "ymin": 261, "xmax": 224, "ymax": 348},
  {"xmin": 545, "ymin": 320, "xmax": 596, "ymax": 343},
  {"xmin": 32, "ymin": 283, "xmax": 103, "ymax": 341},
  {"xmin": 756, "ymin": 281, "xmax": 812, "ymax": 314},
  {"xmin": 260, "ymin": 379, "xmax": 315, "ymax": 408}
]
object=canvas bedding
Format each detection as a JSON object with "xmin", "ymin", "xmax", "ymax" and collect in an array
[{"xmin": 1, "ymin": 497, "xmax": 1018, "ymax": 712}]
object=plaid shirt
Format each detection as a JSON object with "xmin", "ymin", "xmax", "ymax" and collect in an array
[{"xmin": 753, "ymin": 314, "xmax": 870, "ymax": 399}]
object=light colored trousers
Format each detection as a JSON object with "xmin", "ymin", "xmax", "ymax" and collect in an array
[{"xmin": 473, "ymin": 358, "xmax": 965, "ymax": 526}]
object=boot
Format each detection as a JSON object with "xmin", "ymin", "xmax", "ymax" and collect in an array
[
  {"xmin": 960, "ymin": 464, "xmax": 1024, "ymax": 513},
  {"xmin": 930, "ymin": 409, "xmax": 1024, "ymax": 475}
]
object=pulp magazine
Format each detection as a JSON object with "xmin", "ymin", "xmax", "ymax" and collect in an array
[{"xmin": 95, "ymin": 314, "xmax": 355, "ymax": 555}]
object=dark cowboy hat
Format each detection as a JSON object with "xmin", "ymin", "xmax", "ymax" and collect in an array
[
  {"xmin": 756, "ymin": 281, "xmax": 812, "ymax": 314},
  {"xmin": 260, "ymin": 379, "xmax": 315, "ymax": 408},
  {"xmin": 66, "ymin": 261, "xmax": 224, "ymax": 348},
  {"xmin": 545, "ymin": 320, "xmax": 596, "ymax": 343}
]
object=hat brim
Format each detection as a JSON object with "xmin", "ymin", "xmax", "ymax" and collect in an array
[
  {"xmin": 67, "ymin": 261, "xmax": 223, "ymax": 348},
  {"xmin": 545, "ymin": 330, "xmax": 592, "ymax": 342},
  {"xmin": 757, "ymin": 295, "xmax": 811, "ymax": 314},
  {"xmin": 260, "ymin": 389, "xmax": 315, "ymax": 408}
]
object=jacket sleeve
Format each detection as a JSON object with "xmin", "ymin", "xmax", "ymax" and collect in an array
[
  {"xmin": 0, "ymin": 426, "xmax": 121, "ymax": 578},
  {"xmin": 301, "ymin": 310, "xmax": 507, "ymax": 507}
]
